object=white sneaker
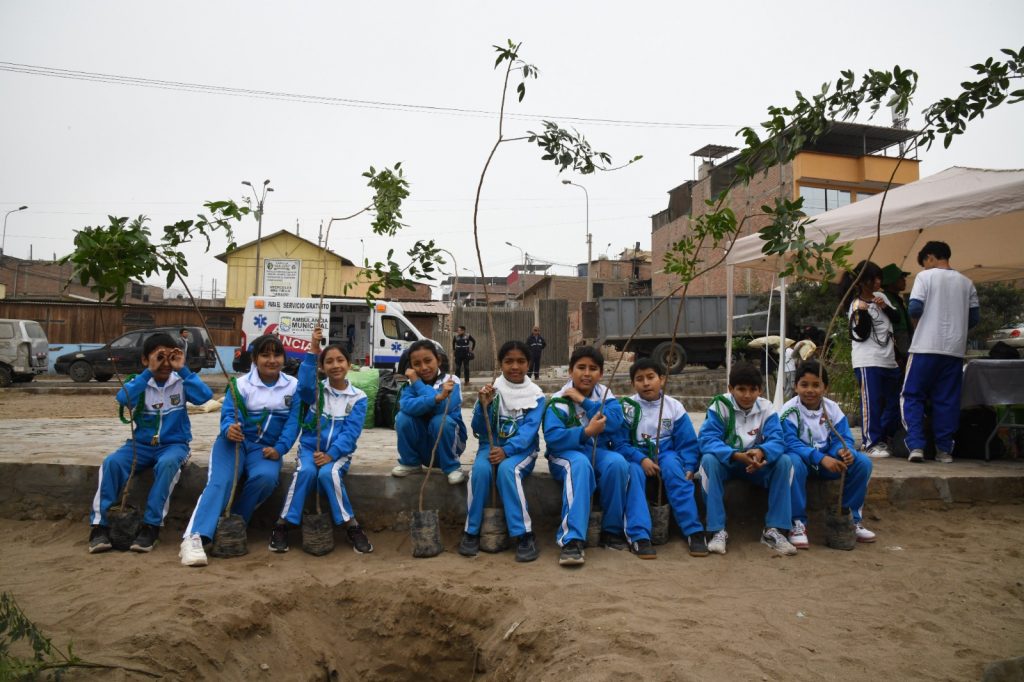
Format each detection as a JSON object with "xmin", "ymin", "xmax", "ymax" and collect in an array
[
  {"xmin": 707, "ymin": 529, "xmax": 728, "ymax": 555},
  {"xmin": 908, "ymin": 448, "xmax": 925, "ymax": 463},
  {"xmin": 391, "ymin": 463, "xmax": 420, "ymax": 478},
  {"xmin": 867, "ymin": 444, "xmax": 891, "ymax": 459},
  {"xmin": 855, "ymin": 524, "xmax": 877, "ymax": 543},
  {"xmin": 179, "ymin": 533, "xmax": 208, "ymax": 567},
  {"xmin": 447, "ymin": 469, "xmax": 466, "ymax": 485},
  {"xmin": 789, "ymin": 520, "xmax": 809, "ymax": 549},
  {"xmin": 935, "ymin": 450, "xmax": 954, "ymax": 464},
  {"xmin": 761, "ymin": 527, "xmax": 798, "ymax": 556}
]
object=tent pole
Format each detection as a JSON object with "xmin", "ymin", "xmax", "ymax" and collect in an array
[
  {"xmin": 725, "ymin": 264, "xmax": 734, "ymax": 383},
  {"xmin": 774, "ymin": 275, "xmax": 787, "ymax": 410}
]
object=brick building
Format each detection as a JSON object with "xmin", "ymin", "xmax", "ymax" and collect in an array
[
  {"xmin": 0, "ymin": 255, "xmax": 162, "ymax": 303},
  {"xmin": 651, "ymin": 123, "xmax": 920, "ymax": 297}
]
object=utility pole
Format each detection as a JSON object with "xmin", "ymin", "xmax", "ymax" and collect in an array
[{"xmin": 242, "ymin": 180, "xmax": 273, "ymax": 296}]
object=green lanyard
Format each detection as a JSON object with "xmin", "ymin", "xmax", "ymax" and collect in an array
[{"xmin": 117, "ymin": 374, "xmax": 163, "ymax": 445}]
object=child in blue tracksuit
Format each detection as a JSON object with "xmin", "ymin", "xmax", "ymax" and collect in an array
[
  {"xmin": 270, "ymin": 327, "xmax": 373, "ymax": 555},
  {"xmin": 544, "ymin": 346, "xmax": 649, "ymax": 567},
  {"xmin": 781, "ymin": 360, "xmax": 875, "ymax": 548},
  {"xmin": 180, "ymin": 334, "xmax": 300, "ymax": 567},
  {"xmin": 698, "ymin": 363, "xmax": 796, "ymax": 556},
  {"xmin": 391, "ymin": 339, "xmax": 467, "ymax": 484},
  {"xmin": 459, "ymin": 340, "xmax": 545, "ymax": 563},
  {"xmin": 88, "ymin": 333, "xmax": 213, "ymax": 554},
  {"xmin": 613, "ymin": 358, "xmax": 708, "ymax": 558}
]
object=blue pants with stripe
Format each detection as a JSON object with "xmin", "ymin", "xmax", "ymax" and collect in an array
[
  {"xmin": 790, "ymin": 452, "xmax": 872, "ymax": 524},
  {"xmin": 464, "ymin": 445, "xmax": 537, "ymax": 537},
  {"xmin": 184, "ymin": 436, "xmax": 282, "ymax": 539},
  {"xmin": 901, "ymin": 353, "xmax": 964, "ymax": 453},
  {"xmin": 545, "ymin": 450, "xmax": 595, "ymax": 546},
  {"xmin": 279, "ymin": 445, "xmax": 354, "ymax": 527},
  {"xmin": 855, "ymin": 366, "xmax": 902, "ymax": 449},
  {"xmin": 657, "ymin": 449, "xmax": 704, "ymax": 536},
  {"xmin": 91, "ymin": 440, "xmax": 190, "ymax": 527},
  {"xmin": 699, "ymin": 453, "xmax": 793, "ymax": 532},
  {"xmin": 395, "ymin": 412, "xmax": 463, "ymax": 474}
]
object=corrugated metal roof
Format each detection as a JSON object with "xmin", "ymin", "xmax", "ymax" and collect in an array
[{"xmin": 396, "ymin": 301, "xmax": 451, "ymax": 315}]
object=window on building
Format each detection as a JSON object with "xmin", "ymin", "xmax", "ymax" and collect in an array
[
  {"xmin": 123, "ymin": 312, "xmax": 155, "ymax": 328},
  {"xmin": 592, "ymin": 283, "xmax": 604, "ymax": 299},
  {"xmin": 799, "ymin": 186, "xmax": 852, "ymax": 216}
]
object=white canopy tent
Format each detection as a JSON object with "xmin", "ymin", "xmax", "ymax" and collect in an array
[{"xmin": 723, "ymin": 166, "xmax": 1024, "ymax": 407}]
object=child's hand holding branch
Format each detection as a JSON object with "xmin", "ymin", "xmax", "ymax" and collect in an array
[
  {"xmin": 583, "ymin": 412, "xmax": 606, "ymax": 437},
  {"xmin": 478, "ymin": 384, "xmax": 495, "ymax": 407}
]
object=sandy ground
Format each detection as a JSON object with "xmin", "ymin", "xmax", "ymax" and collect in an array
[
  {"xmin": 1, "ymin": 504, "xmax": 1023, "ymax": 681},
  {"xmin": 0, "ymin": 391, "xmax": 119, "ymax": 419}
]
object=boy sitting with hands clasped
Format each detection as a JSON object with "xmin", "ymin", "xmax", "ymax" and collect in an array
[
  {"xmin": 781, "ymin": 360, "xmax": 875, "ymax": 548},
  {"xmin": 698, "ymin": 363, "xmax": 796, "ymax": 556}
]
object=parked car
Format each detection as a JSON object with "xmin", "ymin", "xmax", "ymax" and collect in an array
[
  {"xmin": 54, "ymin": 326, "xmax": 217, "ymax": 383},
  {"xmin": 0, "ymin": 318, "xmax": 50, "ymax": 387},
  {"xmin": 985, "ymin": 321, "xmax": 1024, "ymax": 349}
]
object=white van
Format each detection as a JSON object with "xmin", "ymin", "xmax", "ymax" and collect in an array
[{"xmin": 238, "ymin": 296, "xmax": 427, "ymax": 370}]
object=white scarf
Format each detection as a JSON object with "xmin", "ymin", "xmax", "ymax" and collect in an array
[{"xmin": 493, "ymin": 375, "xmax": 544, "ymax": 411}]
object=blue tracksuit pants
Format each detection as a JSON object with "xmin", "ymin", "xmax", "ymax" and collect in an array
[
  {"xmin": 546, "ymin": 450, "xmax": 596, "ymax": 546},
  {"xmin": 465, "ymin": 445, "xmax": 537, "ymax": 537},
  {"xmin": 91, "ymin": 440, "xmax": 190, "ymax": 527},
  {"xmin": 279, "ymin": 445, "xmax": 354, "ymax": 527},
  {"xmin": 657, "ymin": 449, "xmax": 704, "ymax": 536},
  {"xmin": 790, "ymin": 452, "xmax": 872, "ymax": 523},
  {"xmin": 184, "ymin": 437, "xmax": 282, "ymax": 539},
  {"xmin": 623, "ymin": 461, "xmax": 653, "ymax": 543},
  {"xmin": 901, "ymin": 353, "xmax": 964, "ymax": 453},
  {"xmin": 395, "ymin": 412, "xmax": 462, "ymax": 474},
  {"xmin": 699, "ymin": 453, "xmax": 793, "ymax": 532},
  {"xmin": 855, "ymin": 366, "xmax": 902, "ymax": 449}
]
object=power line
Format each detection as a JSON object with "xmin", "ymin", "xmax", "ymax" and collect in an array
[{"xmin": 0, "ymin": 61, "xmax": 738, "ymax": 131}]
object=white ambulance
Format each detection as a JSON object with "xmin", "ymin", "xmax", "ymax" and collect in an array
[{"xmin": 237, "ymin": 295, "xmax": 428, "ymax": 370}]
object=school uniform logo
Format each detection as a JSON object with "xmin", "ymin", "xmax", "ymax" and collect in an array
[
  {"xmin": 345, "ymin": 402, "xmax": 353, "ymax": 415},
  {"xmin": 747, "ymin": 428, "xmax": 760, "ymax": 437},
  {"xmin": 152, "ymin": 402, "xmax": 164, "ymax": 410},
  {"xmin": 284, "ymin": 395, "xmax": 292, "ymax": 407},
  {"xmin": 170, "ymin": 394, "xmax": 181, "ymax": 406}
]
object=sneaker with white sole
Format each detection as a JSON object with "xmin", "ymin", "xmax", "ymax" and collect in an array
[
  {"xmin": 446, "ymin": 469, "xmax": 466, "ymax": 485},
  {"xmin": 855, "ymin": 523, "xmax": 877, "ymax": 543},
  {"xmin": 761, "ymin": 528, "xmax": 798, "ymax": 556},
  {"xmin": 789, "ymin": 520, "xmax": 809, "ymax": 549},
  {"xmin": 179, "ymin": 533, "xmax": 208, "ymax": 567},
  {"xmin": 391, "ymin": 463, "xmax": 421, "ymax": 477},
  {"xmin": 867, "ymin": 444, "xmax": 891, "ymax": 459},
  {"xmin": 935, "ymin": 450, "xmax": 953, "ymax": 464},
  {"xmin": 908, "ymin": 448, "xmax": 925, "ymax": 463},
  {"xmin": 707, "ymin": 529, "xmax": 728, "ymax": 555}
]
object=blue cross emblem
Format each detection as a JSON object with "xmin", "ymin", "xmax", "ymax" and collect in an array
[
  {"xmin": 390, "ymin": 342, "xmax": 403, "ymax": 352},
  {"xmin": 253, "ymin": 314, "xmax": 268, "ymax": 329}
]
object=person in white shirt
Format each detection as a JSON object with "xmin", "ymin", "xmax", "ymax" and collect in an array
[
  {"xmin": 844, "ymin": 261, "xmax": 901, "ymax": 459},
  {"xmin": 901, "ymin": 241, "xmax": 980, "ymax": 464}
]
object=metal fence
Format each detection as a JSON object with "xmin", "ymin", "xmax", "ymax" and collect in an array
[{"xmin": 431, "ymin": 303, "xmax": 569, "ymax": 372}]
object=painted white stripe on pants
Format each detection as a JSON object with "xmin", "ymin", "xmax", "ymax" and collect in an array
[
  {"xmin": 513, "ymin": 454, "xmax": 536, "ymax": 533},
  {"xmin": 331, "ymin": 457, "xmax": 352, "ymax": 523},
  {"xmin": 159, "ymin": 467, "xmax": 183, "ymax": 527},
  {"xmin": 549, "ymin": 456, "xmax": 574, "ymax": 546},
  {"xmin": 859, "ymin": 368, "xmax": 872, "ymax": 448},
  {"xmin": 90, "ymin": 467, "xmax": 105, "ymax": 526},
  {"xmin": 280, "ymin": 454, "xmax": 304, "ymax": 519},
  {"xmin": 184, "ymin": 443, "xmax": 219, "ymax": 538},
  {"xmin": 899, "ymin": 354, "xmax": 915, "ymax": 434}
]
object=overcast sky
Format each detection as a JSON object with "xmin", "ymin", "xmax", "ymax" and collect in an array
[{"xmin": 1, "ymin": 1, "xmax": 1022, "ymax": 299}]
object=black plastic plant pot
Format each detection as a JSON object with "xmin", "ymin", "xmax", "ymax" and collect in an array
[
  {"xmin": 411, "ymin": 509, "xmax": 444, "ymax": 558},
  {"xmin": 302, "ymin": 512, "xmax": 335, "ymax": 556},
  {"xmin": 107, "ymin": 506, "xmax": 141, "ymax": 552},
  {"xmin": 212, "ymin": 514, "xmax": 249, "ymax": 557},
  {"xmin": 824, "ymin": 507, "xmax": 856, "ymax": 551},
  {"xmin": 586, "ymin": 510, "xmax": 603, "ymax": 548},
  {"xmin": 649, "ymin": 503, "xmax": 671, "ymax": 546},
  {"xmin": 479, "ymin": 507, "xmax": 509, "ymax": 553}
]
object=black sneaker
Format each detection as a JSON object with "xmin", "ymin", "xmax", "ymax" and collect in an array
[
  {"xmin": 515, "ymin": 533, "xmax": 539, "ymax": 563},
  {"xmin": 558, "ymin": 540, "xmax": 585, "ymax": 566},
  {"xmin": 130, "ymin": 524, "xmax": 160, "ymax": 553},
  {"xmin": 687, "ymin": 533, "xmax": 709, "ymax": 557},
  {"xmin": 458, "ymin": 532, "xmax": 480, "ymax": 557},
  {"xmin": 599, "ymin": 532, "xmax": 628, "ymax": 551},
  {"xmin": 88, "ymin": 525, "xmax": 112, "ymax": 554},
  {"xmin": 268, "ymin": 524, "xmax": 289, "ymax": 553},
  {"xmin": 346, "ymin": 525, "xmax": 373, "ymax": 554},
  {"xmin": 629, "ymin": 538, "xmax": 657, "ymax": 560}
]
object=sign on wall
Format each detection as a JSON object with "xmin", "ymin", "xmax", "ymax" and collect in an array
[{"xmin": 263, "ymin": 259, "xmax": 301, "ymax": 297}]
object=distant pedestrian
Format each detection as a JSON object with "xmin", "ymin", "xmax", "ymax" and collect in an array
[
  {"xmin": 902, "ymin": 241, "xmax": 980, "ymax": 464},
  {"xmin": 526, "ymin": 326, "xmax": 547, "ymax": 380},
  {"xmin": 178, "ymin": 328, "xmax": 192, "ymax": 359},
  {"xmin": 453, "ymin": 325, "xmax": 476, "ymax": 385}
]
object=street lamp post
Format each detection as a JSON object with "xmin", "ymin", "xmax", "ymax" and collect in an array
[
  {"xmin": 505, "ymin": 240, "xmax": 526, "ymax": 305},
  {"xmin": 561, "ymin": 180, "xmax": 592, "ymax": 302},
  {"xmin": 461, "ymin": 267, "xmax": 478, "ymax": 306},
  {"xmin": 1, "ymin": 205, "xmax": 28, "ymax": 260},
  {"xmin": 242, "ymin": 180, "xmax": 273, "ymax": 296}
]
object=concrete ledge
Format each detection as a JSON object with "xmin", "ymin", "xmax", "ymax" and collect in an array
[{"xmin": 3, "ymin": 460, "xmax": 1022, "ymax": 532}]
